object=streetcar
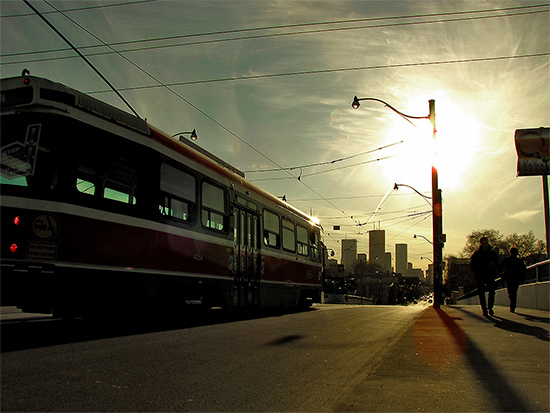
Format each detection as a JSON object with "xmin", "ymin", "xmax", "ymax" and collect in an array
[{"xmin": 0, "ymin": 73, "xmax": 323, "ymax": 318}]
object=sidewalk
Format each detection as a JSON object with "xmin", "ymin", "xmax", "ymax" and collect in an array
[{"xmin": 333, "ymin": 305, "xmax": 549, "ymax": 412}]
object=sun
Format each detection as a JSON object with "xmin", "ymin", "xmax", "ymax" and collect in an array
[
  {"xmin": 434, "ymin": 101, "xmax": 482, "ymax": 190},
  {"xmin": 381, "ymin": 99, "xmax": 481, "ymax": 192}
]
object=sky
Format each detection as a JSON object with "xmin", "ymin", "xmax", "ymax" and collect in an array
[{"xmin": 1, "ymin": 0, "xmax": 549, "ymax": 271}]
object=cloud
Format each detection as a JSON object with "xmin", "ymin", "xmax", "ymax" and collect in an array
[{"xmin": 504, "ymin": 210, "xmax": 540, "ymax": 223}]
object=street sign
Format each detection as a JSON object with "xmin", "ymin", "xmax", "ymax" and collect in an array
[
  {"xmin": 514, "ymin": 127, "xmax": 549, "ymax": 176},
  {"xmin": 0, "ymin": 124, "xmax": 41, "ymax": 178}
]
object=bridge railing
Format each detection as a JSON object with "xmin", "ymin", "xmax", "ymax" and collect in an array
[{"xmin": 456, "ymin": 259, "xmax": 549, "ymax": 310}]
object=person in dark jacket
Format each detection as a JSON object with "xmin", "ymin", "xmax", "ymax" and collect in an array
[
  {"xmin": 470, "ymin": 236, "xmax": 499, "ymax": 316},
  {"xmin": 499, "ymin": 247, "xmax": 527, "ymax": 313}
]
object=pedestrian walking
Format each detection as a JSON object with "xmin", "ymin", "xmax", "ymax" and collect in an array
[
  {"xmin": 499, "ymin": 247, "xmax": 527, "ymax": 313},
  {"xmin": 470, "ymin": 236, "xmax": 499, "ymax": 316}
]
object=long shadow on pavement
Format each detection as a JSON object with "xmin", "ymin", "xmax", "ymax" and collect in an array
[{"xmin": 439, "ymin": 307, "xmax": 536, "ymax": 412}]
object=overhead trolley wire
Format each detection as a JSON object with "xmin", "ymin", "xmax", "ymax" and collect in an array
[
  {"xmin": 22, "ymin": 0, "xmax": 141, "ymax": 119},
  {"xmin": 81, "ymin": 53, "xmax": 550, "ymax": 95},
  {"xmin": 2, "ymin": 3, "xmax": 548, "ymax": 57},
  {"xmin": 2, "ymin": 6, "xmax": 548, "ymax": 64},
  {"xmin": 243, "ymin": 141, "xmax": 403, "ymax": 173},
  {"xmin": 1, "ymin": 0, "xmax": 157, "ymax": 19}
]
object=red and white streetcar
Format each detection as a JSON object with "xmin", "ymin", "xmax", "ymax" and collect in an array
[{"xmin": 0, "ymin": 74, "xmax": 323, "ymax": 318}]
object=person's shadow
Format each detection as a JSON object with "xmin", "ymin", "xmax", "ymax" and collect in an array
[
  {"xmin": 488, "ymin": 314, "xmax": 549, "ymax": 342},
  {"xmin": 515, "ymin": 312, "xmax": 550, "ymax": 324}
]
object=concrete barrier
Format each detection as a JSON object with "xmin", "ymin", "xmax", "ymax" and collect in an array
[{"xmin": 458, "ymin": 281, "xmax": 549, "ymax": 311}]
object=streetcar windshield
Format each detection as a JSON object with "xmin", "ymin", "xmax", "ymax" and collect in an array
[
  {"xmin": 1, "ymin": 113, "xmax": 141, "ymax": 210},
  {"xmin": 1, "ymin": 114, "xmax": 59, "ymax": 195}
]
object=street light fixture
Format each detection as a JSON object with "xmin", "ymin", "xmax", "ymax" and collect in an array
[
  {"xmin": 421, "ymin": 256, "xmax": 434, "ymax": 263},
  {"xmin": 414, "ymin": 234, "xmax": 433, "ymax": 245},
  {"xmin": 394, "ymin": 183, "xmax": 432, "ymax": 206},
  {"xmin": 351, "ymin": 96, "xmax": 444, "ymax": 308},
  {"xmin": 172, "ymin": 129, "xmax": 198, "ymax": 141}
]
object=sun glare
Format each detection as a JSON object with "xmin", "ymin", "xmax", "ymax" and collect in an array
[
  {"xmin": 435, "ymin": 101, "xmax": 481, "ymax": 190},
  {"xmin": 382, "ymin": 99, "xmax": 481, "ymax": 192}
]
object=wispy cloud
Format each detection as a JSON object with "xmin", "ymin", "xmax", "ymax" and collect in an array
[{"xmin": 504, "ymin": 210, "xmax": 541, "ymax": 223}]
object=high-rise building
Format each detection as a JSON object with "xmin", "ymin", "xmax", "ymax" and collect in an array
[
  {"xmin": 369, "ymin": 230, "xmax": 386, "ymax": 269},
  {"xmin": 384, "ymin": 252, "xmax": 392, "ymax": 273},
  {"xmin": 341, "ymin": 239, "xmax": 357, "ymax": 275},
  {"xmin": 395, "ymin": 243, "xmax": 408, "ymax": 275}
]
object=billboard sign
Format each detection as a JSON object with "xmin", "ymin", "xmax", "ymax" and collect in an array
[{"xmin": 515, "ymin": 127, "xmax": 549, "ymax": 176}]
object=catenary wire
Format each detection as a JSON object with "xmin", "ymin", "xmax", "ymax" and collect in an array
[
  {"xmin": 22, "ymin": 0, "xmax": 141, "ymax": 118},
  {"xmin": 82, "ymin": 53, "xmax": 550, "ymax": 94},
  {"xmin": 243, "ymin": 141, "xmax": 402, "ymax": 173},
  {"xmin": 0, "ymin": 4, "xmax": 550, "ymax": 58},
  {"xmin": 1, "ymin": 0, "xmax": 157, "ymax": 19},
  {"xmin": 2, "ymin": 3, "xmax": 548, "ymax": 57},
  {"xmin": 2, "ymin": 8, "xmax": 548, "ymax": 65}
]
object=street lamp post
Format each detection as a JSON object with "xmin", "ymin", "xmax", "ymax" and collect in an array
[
  {"xmin": 172, "ymin": 129, "xmax": 198, "ymax": 141},
  {"xmin": 352, "ymin": 96, "xmax": 444, "ymax": 308}
]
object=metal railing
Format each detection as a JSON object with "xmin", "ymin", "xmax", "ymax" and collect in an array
[{"xmin": 457, "ymin": 259, "xmax": 549, "ymax": 302}]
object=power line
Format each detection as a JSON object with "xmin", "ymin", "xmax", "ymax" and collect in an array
[
  {"xmin": 316, "ymin": 205, "xmax": 430, "ymax": 220},
  {"xmin": 243, "ymin": 141, "xmax": 402, "ymax": 173},
  {"xmin": 2, "ymin": 7, "xmax": 548, "ymax": 65},
  {"xmin": 4, "ymin": 2, "xmax": 547, "ymax": 47},
  {"xmin": 249, "ymin": 155, "xmax": 396, "ymax": 182},
  {"xmin": 83, "ymin": 53, "xmax": 549, "ymax": 94},
  {"xmin": 291, "ymin": 193, "xmax": 431, "ymax": 202},
  {"xmin": 22, "ymin": 0, "xmax": 141, "ymax": 118},
  {"xmin": 1, "ymin": 0, "xmax": 157, "ymax": 19}
]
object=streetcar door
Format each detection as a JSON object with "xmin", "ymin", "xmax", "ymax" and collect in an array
[{"xmin": 233, "ymin": 207, "xmax": 260, "ymax": 307}]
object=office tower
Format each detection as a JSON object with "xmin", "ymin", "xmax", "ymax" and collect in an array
[
  {"xmin": 341, "ymin": 239, "xmax": 357, "ymax": 274},
  {"xmin": 395, "ymin": 243, "xmax": 408, "ymax": 275}
]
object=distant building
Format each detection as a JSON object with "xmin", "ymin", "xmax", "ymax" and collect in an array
[
  {"xmin": 369, "ymin": 230, "xmax": 386, "ymax": 268},
  {"xmin": 384, "ymin": 252, "xmax": 392, "ymax": 273},
  {"xmin": 395, "ymin": 244, "xmax": 408, "ymax": 275},
  {"xmin": 406, "ymin": 263, "xmax": 424, "ymax": 278},
  {"xmin": 341, "ymin": 239, "xmax": 357, "ymax": 275},
  {"xmin": 426, "ymin": 263, "xmax": 434, "ymax": 284},
  {"xmin": 326, "ymin": 259, "xmax": 339, "ymax": 277}
]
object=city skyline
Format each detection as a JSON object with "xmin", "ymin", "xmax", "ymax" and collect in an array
[{"xmin": 1, "ymin": 1, "xmax": 548, "ymax": 270}]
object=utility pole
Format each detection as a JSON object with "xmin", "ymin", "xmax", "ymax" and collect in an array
[{"xmin": 429, "ymin": 100, "xmax": 444, "ymax": 308}]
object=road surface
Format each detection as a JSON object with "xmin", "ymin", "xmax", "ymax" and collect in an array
[{"xmin": 1, "ymin": 304, "xmax": 427, "ymax": 411}]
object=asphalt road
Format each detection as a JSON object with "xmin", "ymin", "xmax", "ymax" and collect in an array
[{"xmin": 1, "ymin": 303, "xmax": 427, "ymax": 412}]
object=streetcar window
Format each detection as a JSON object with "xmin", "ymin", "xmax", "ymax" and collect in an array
[
  {"xmin": 201, "ymin": 181, "xmax": 228, "ymax": 232},
  {"xmin": 310, "ymin": 230, "xmax": 320, "ymax": 260},
  {"xmin": 253, "ymin": 216, "xmax": 259, "ymax": 251},
  {"xmin": 297, "ymin": 225, "xmax": 309, "ymax": 256},
  {"xmin": 105, "ymin": 186, "xmax": 136, "ymax": 205},
  {"xmin": 236, "ymin": 195, "xmax": 258, "ymax": 211},
  {"xmin": 159, "ymin": 164, "xmax": 196, "ymax": 222},
  {"xmin": 76, "ymin": 160, "xmax": 138, "ymax": 206},
  {"xmin": 160, "ymin": 164, "xmax": 195, "ymax": 202},
  {"xmin": 240, "ymin": 211, "xmax": 246, "ymax": 247},
  {"xmin": 263, "ymin": 210, "xmax": 280, "ymax": 248},
  {"xmin": 1, "ymin": 175, "xmax": 29, "ymax": 187},
  {"xmin": 282, "ymin": 218, "xmax": 295, "ymax": 252},
  {"xmin": 76, "ymin": 178, "xmax": 95, "ymax": 195}
]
